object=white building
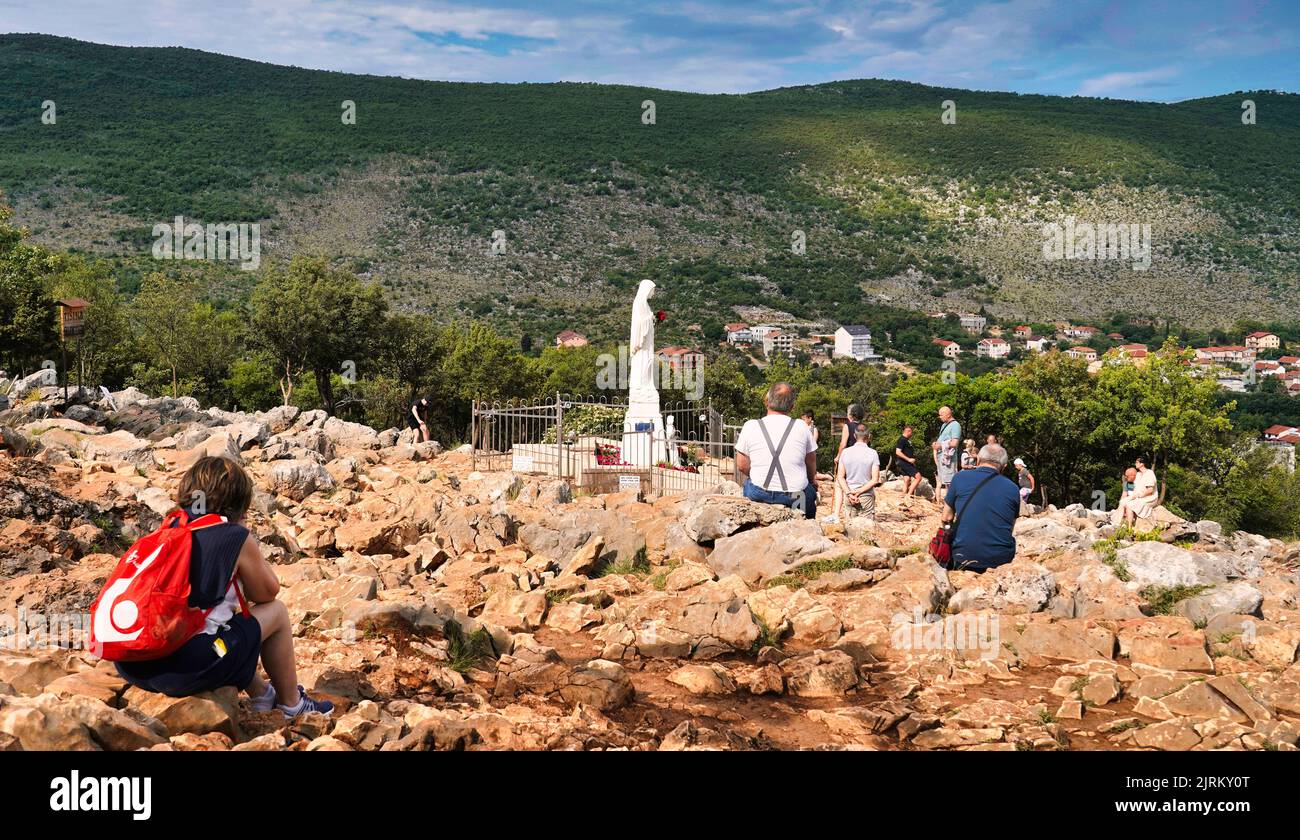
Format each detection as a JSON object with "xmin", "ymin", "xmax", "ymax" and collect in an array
[
  {"xmin": 976, "ymin": 337, "xmax": 1010, "ymax": 359},
  {"xmin": 1025, "ymin": 336, "xmax": 1050, "ymax": 353},
  {"xmin": 833, "ymin": 325, "xmax": 883, "ymax": 363},
  {"xmin": 724, "ymin": 322, "xmax": 753, "ymax": 345},
  {"xmin": 959, "ymin": 313, "xmax": 987, "ymax": 334}
]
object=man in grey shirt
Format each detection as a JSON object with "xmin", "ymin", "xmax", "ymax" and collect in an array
[{"xmin": 835, "ymin": 424, "xmax": 881, "ymax": 521}]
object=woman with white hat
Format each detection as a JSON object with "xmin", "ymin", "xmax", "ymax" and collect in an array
[{"xmin": 1013, "ymin": 457, "xmax": 1035, "ymax": 505}]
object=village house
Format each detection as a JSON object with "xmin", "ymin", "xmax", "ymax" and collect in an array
[
  {"xmin": 1025, "ymin": 336, "xmax": 1051, "ymax": 353},
  {"xmin": 555, "ymin": 330, "xmax": 589, "ymax": 348},
  {"xmin": 1067, "ymin": 346, "xmax": 1098, "ymax": 362},
  {"xmin": 724, "ymin": 322, "xmax": 753, "ymax": 345},
  {"xmin": 1254, "ymin": 360, "xmax": 1284, "ymax": 378},
  {"xmin": 1245, "ymin": 331, "xmax": 1281, "ymax": 351},
  {"xmin": 1104, "ymin": 343, "xmax": 1149, "ymax": 365},
  {"xmin": 1013, "ymin": 325, "xmax": 1033, "ymax": 339},
  {"xmin": 976, "ymin": 337, "xmax": 1010, "ymax": 359},
  {"xmin": 834, "ymin": 325, "xmax": 882, "ymax": 362},
  {"xmin": 763, "ymin": 330, "xmax": 795, "ymax": 359},
  {"xmin": 1194, "ymin": 345, "xmax": 1257, "ymax": 366},
  {"xmin": 1263, "ymin": 424, "xmax": 1300, "ymax": 444},
  {"xmin": 932, "ymin": 338, "xmax": 961, "ymax": 359},
  {"xmin": 1062, "ymin": 325, "xmax": 1100, "ymax": 340},
  {"xmin": 959, "ymin": 313, "xmax": 987, "ymax": 334},
  {"xmin": 656, "ymin": 346, "xmax": 704, "ymax": 371}
]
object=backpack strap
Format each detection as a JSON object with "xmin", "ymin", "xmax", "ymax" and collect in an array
[
  {"xmin": 950, "ymin": 469, "xmax": 1001, "ymax": 541},
  {"xmin": 757, "ymin": 416, "xmax": 799, "ymax": 492}
]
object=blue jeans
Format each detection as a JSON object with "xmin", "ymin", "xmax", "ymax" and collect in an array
[{"xmin": 743, "ymin": 479, "xmax": 817, "ymax": 519}]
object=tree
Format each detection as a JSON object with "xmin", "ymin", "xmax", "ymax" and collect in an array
[
  {"xmin": 131, "ymin": 274, "xmax": 203, "ymax": 397},
  {"xmin": 1008, "ymin": 351, "xmax": 1099, "ymax": 505},
  {"xmin": 50, "ymin": 258, "xmax": 130, "ymax": 389},
  {"xmin": 534, "ymin": 344, "xmax": 601, "ymax": 398},
  {"xmin": 0, "ymin": 202, "xmax": 59, "ymax": 374},
  {"xmin": 1088, "ymin": 340, "xmax": 1235, "ymax": 500},
  {"xmin": 249, "ymin": 256, "xmax": 387, "ymax": 414}
]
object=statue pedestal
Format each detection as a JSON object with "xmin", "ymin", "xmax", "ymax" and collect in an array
[{"xmin": 622, "ymin": 388, "xmax": 666, "ymax": 467}]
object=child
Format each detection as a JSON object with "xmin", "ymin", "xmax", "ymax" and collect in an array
[{"xmin": 115, "ymin": 456, "xmax": 333, "ymax": 719}]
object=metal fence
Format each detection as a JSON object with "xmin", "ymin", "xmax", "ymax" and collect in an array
[{"xmin": 471, "ymin": 393, "xmax": 741, "ymax": 495}]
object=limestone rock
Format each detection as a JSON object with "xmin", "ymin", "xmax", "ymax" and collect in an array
[
  {"xmin": 706, "ymin": 519, "xmax": 836, "ymax": 585},
  {"xmin": 679, "ymin": 495, "xmax": 797, "ymax": 543},
  {"xmin": 948, "ymin": 562, "xmax": 1055, "ymax": 615}
]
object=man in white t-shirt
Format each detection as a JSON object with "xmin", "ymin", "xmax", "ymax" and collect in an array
[{"xmin": 735, "ymin": 382, "xmax": 819, "ymax": 518}]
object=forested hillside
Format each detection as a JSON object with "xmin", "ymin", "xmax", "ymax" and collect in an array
[{"xmin": 2, "ymin": 34, "xmax": 1298, "ymax": 343}]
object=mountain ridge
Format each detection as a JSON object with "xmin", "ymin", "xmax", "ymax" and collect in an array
[{"xmin": 2, "ymin": 33, "xmax": 1298, "ymax": 338}]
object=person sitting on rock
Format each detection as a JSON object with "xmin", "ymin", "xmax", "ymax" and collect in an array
[
  {"xmin": 1113, "ymin": 456, "xmax": 1158, "ymax": 526},
  {"xmin": 736, "ymin": 382, "xmax": 818, "ymax": 519},
  {"xmin": 115, "ymin": 456, "xmax": 334, "ymax": 719},
  {"xmin": 836, "ymin": 424, "xmax": 881, "ymax": 523},
  {"xmin": 940, "ymin": 444, "xmax": 1021, "ymax": 572}
]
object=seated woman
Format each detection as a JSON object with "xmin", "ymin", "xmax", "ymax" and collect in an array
[{"xmin": 115, "ymin": 456, "xmax": 333, "ymax": 719}]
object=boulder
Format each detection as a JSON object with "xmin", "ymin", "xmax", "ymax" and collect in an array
[
  {"xmin": 1117, "ymin": 542, "xmax": 1255, "ymax": 589},
  {"xmin": 1174, "ymin": 582, "xmax": 1263, "ymax": 625},
  {"xmin": 948, "ymin": 563, "xmax": 1055, "ymax": 615},
  {"xmin": 82, "ymin": 430, "xmax": 157, "ymax": 468},
  {"xmin": 321, "ymin": 417, "xmax": 381, "ymax": 450},
  {"xmin": 705, "ymin": 519, "xmax": 836, "ymax": 585},
  {"xmin": 518, "ymin": 509, "xmax": 646, "ymax": 573},
  {"xmin": 267, "ymin": 459, "xmax": 336, "ymax": 501},
  {"xmin": 679, "ymin": 495, "xmax": 797, "ymax": 543},
  {"xmin": 780, "ymin": 649, "xmax": 859, "ymax": 697},
  {"xmin": 122, "ymin": 686, "xmax": 239, "ymax": 738},
  {"xmin": 667, "ymin": 663, "xmax": 737, "ymax": 695},
  {"xmin": 556, "ymin": 660, "xmax": 634, "ymax": 711},
  {"xmin": 1128, "ymin": 632, "xmax": 1213, "ymax": 673}
]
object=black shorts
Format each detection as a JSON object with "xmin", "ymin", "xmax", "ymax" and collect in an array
[
  {"xmin": 407, "ymin": 413, "xmax": 422, "ymax": 430},
  {"xmin": 116, "ymin": 613, "xmax": 262, "ymax": 697},
  {"xmin": 897, "ymin": 461, "xmax": 918, "ymax": 477}
]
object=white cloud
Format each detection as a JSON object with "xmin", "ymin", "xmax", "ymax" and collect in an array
[{"xmin": 1077, "ymin": 66, "xmax": 1180, "ymax": 97}]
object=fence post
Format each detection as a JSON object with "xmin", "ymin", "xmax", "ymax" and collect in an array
[
  {"xmin": 555, "ymin": 392, "xmax": 565, "ymax": 480},
  {"xmin": 470, "ymin": 401, "xmax": 477, "ymax": 471}
]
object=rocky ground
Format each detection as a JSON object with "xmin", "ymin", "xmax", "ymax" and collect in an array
[{"xmin": 0, "ymin": 374, "xmax": 1298, "ymax": 751}]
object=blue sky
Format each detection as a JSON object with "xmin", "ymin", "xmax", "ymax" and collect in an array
[{"xmin": 3, "ymin": 0, "xmax": 1296, "ymax": 99}]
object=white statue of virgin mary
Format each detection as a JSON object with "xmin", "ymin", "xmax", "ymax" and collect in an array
[
  {"xmin": 623, "ymin": 279, "xmax": 665, "ymax": 466},
  {"xmin": 629, "ymin": 279, "xmax": 657, "ymax": 401}
]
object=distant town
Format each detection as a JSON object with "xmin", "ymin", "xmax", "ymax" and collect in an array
[{"xmin": 552, "ymin": 315, "xmax": 1300, "ymax": 464}]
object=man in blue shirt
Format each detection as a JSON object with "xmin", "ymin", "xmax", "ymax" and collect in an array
[{"xmin": 941, "ymin": 443, "xmax": 1021, "ymax": 572}]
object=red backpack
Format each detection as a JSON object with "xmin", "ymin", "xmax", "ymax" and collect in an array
[{"xmin": 89, "ymin": 510, "xmax": 246, "ymax": 662}]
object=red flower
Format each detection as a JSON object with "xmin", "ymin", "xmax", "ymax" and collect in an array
[{"xmin": 655, "ymin": 310, "xmax": 667, "ymax": 322}]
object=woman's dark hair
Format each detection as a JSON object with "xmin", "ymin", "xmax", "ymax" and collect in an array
[
  {"xmin": 847, "ymin": 403, "xmax": 864, "ymax": 422},
  {"xmin": 177, "ymin": 456, "xmax": 253, "ymax": 520}
]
